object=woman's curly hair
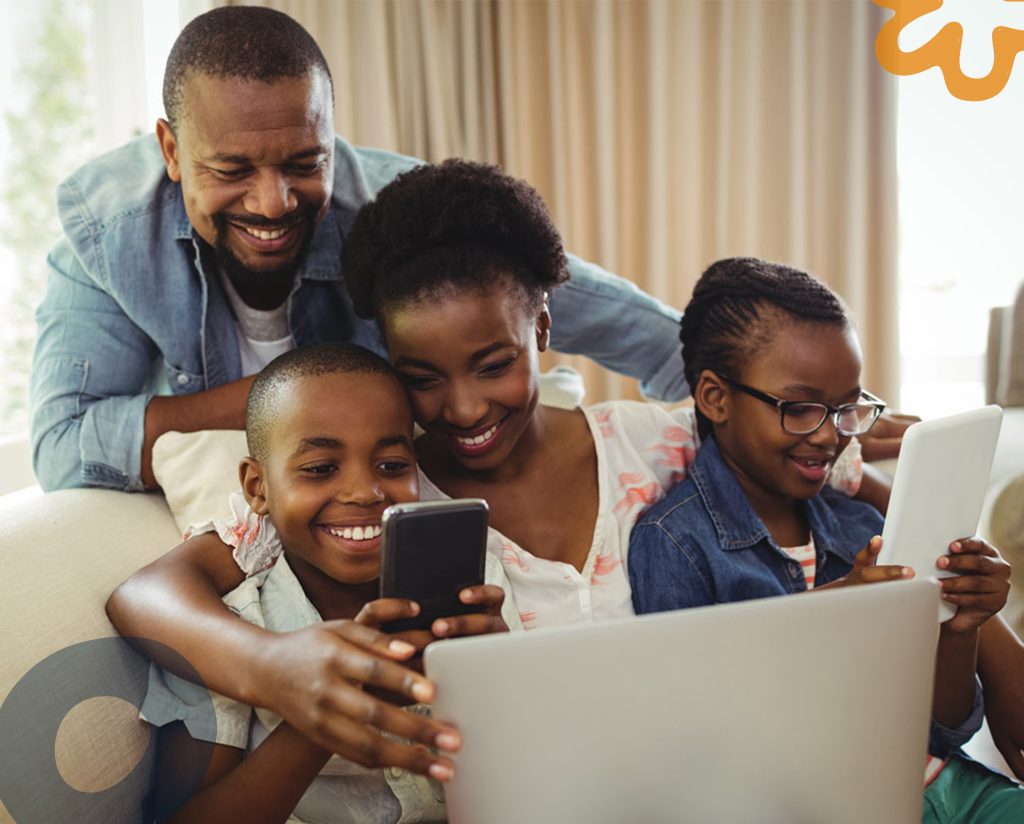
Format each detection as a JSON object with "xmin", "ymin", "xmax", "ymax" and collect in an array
[{"xmin": 342, "ymin": 159, "xmax": 569, "ymax": 325}]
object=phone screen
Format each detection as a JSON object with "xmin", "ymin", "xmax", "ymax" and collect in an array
[{"xmin": 380, "ymin": 499, "xmax": 489, "ymax": 632}]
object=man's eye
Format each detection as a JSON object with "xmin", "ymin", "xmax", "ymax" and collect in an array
[
  {"xmin": 289, "ymin": 163, "xmax": 321, "ymax": 175},
  {"xmin": 214, "ymin": 168, "xmax": 248, "ymax": 179},
  {"xmin": 481, "ymin": 359, "xmax": 514, "ymax": 376}
]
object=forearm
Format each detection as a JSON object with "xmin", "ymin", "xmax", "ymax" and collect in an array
[
  {"xmin": 106, "ymin": 541, "xmax": 265, "ymax": 706},
  {"xmin": 932, "ymin": 624, "xmax": 980, "ymax": 730},
  {"xmin": 166, "ymin": 725, "xmax": 329, "ymax": 824},
  {"xmin": 141, "ymin": 376, "xmax": 254, "ymax": 488},
  {"xmin": 977, "ymin": 614, "xmax": 1024, "ymax": 684}
]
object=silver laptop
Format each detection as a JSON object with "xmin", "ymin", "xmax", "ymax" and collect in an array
[
  {"xmin": 877, "ymin": 405, "xmax": 1003, "ymax": 621},
  {"xmin": 424, "ymin": 579, "xmax": 940, "ymax": 824}
]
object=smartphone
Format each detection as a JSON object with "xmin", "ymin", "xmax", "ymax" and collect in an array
[{"xmin": 379, "ymin": 498, "xmax": 489, "ymax": 633}]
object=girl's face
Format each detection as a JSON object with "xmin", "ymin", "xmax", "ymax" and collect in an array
[
  {"xmin": 382, "ymin": 283, "xmax": 550, "ymax": 473},
  {"xmin": 707, "ymin": 320, "xmax": 864, "ymax": 511},
  {"xmin": 244, "ymin": 371, "xmax": 419, "ymax": 586}
]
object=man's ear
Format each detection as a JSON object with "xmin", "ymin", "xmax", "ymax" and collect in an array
[
  {"xmin": 156, "ymin": 118, "xmax": 181, "ymax": 182},
  {"xmin": 239, "ymin": 457, "xmax": 269, "ymax": 515},
  {"xmin": 535, "ymin": 299, "xmax": 551, "ymax": 352},
  {"xmin": 695, "ymin": 369, "xmax": 730, "ymax": 426}
]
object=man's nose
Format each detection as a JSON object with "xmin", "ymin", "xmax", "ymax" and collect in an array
[{"xmin": 243, "ymin": 171, "xmax": 297, "ymax": 219}]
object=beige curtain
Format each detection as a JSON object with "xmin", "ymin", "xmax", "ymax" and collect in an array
[{"xmin": 196, "ymin": 0, "xmax": 899, "ymax": 404}]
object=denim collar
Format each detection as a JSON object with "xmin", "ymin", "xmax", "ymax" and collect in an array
[
  {"xmin": 690, "ymin": 436, "xmax": 859, "ymax": 564},
  {"xmin": 170, "ymin": 185, "xmax": 345, "ymax": 283}
]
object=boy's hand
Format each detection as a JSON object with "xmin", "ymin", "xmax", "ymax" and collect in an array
[
  {"xmin": 255, "ymin": 621, "xmax": 459, "ymax": 781},
  {"xmin": 431, "ymin": 584, "xmax": 510, "ymax": 639},
  {"xmin": 816, "ymin": 536, "xmax": 913, "ymax": 590},
  {"xmin": 937, "ymin": 538, "xmax": 1011, "ymax": 633}
]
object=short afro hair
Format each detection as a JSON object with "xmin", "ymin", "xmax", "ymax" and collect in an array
[
  {"xmin": 163, "ymin": 5, "xmax": 333, "ymax": 130},
  {"xmin": 246, "ymin": 343, "xmax": 401, "ymax": 463},
  {"xmin": 342, "ymin": 159, "xmax": 570, "ymax": 327},
  {"xmin": 680, "ymin": 257, "xmax": 851, "ymax": 439}
]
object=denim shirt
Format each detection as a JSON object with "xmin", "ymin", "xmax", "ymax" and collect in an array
[
  {"xmin": 30, "ymin": 135, "xmax": 686, "ymax": 491},
  {"xmin": 628, "ymin": 436, "xmax": 984, "ymax": 757}
]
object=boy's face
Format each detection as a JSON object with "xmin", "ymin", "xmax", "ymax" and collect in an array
[
  {"xmin": 712, "ymin": 321, "xmax": 863, "ymax": 512},
  {"xmin": 247, "ymin": 371, "xmax": 419, "ymax": 585},
  {"xmin": 383, "ymin": 283, "xmax": 550, "ymax": 474}
]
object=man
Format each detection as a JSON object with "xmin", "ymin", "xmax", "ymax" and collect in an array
[{"xmin": 30, "ymin": 5, "xmax": 686, "ymax": 492}]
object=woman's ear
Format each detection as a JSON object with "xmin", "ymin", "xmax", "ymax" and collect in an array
[
  {"xmin": 695, "ymin": 369, "xmax": 730, "ymax": 426},
  {"xmin": 535, "ymin": 298, "xmax": 552, "ymax": 352},
  {"xmin": 239, "ymin": 457, "xmax": 269, "ymax": 515}
]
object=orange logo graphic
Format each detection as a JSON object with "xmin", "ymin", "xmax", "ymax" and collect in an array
[{"xmin": 875, "ymin": 0, "xmax": 1024, "ymax": 100}]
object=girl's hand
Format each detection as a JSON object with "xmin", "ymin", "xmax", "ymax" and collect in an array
[
  {"xmin": 938, "ymin": 538, "xmax": 1011, "ymax": 634},
  {"xmin": 432, "ymin": 584, "xmax": 510, "ymax": 639},
  {"xmin": 254, "ymin": 620, "xmax": 459, "ymax": 780},
  {"xmin": 816, "ymin": 536, "xmax": 913, "ymax": 590}
]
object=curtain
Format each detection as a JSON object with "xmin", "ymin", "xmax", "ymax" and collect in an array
[{"xmin": 196, "ymin": 0, "xmax": 899, "ymax": 404}]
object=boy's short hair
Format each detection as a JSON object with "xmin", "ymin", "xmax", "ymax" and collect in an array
[
  {"xmin": 341, "ymin": 159, "xmax": 570, "ymax": 327},
  {"xmin": 246, "ymin": 343, "xmax": 399, "ymax": 462}
]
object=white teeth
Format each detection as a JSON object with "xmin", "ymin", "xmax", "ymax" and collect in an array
[
  {"xmin": 454, "ymin": 421, "xmax": 499, "ymax": 447},
  {"xmin": 243, "ymin": 226, "xmax": 287, "ymax": 241},
  {"xmin": 326, "ymin": 524, "xmax": 381, "ymax": 541}
]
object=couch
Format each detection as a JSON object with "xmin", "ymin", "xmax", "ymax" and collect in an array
[{"xmin": 3, "ymin": 330, "xmax": 1023, "ymax": 822}]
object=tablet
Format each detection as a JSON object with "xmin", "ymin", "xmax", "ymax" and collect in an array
[{"xmin": 878, "ymin": 405, "xmax": 1003, "ymax": 621}]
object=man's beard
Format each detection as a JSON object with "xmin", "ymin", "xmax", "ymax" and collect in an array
[{"xmin": 212, "ymin": 207, "xmax": 318, "ymax": 303}]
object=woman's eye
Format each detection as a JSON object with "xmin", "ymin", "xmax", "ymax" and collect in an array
[{"xmin": 400, "ymin": 373, "xmax": 438, "ymax": 390}]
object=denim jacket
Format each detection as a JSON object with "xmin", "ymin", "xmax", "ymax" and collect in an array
[
  {"xmin": 628, "ymin": 436, "xmax": 984, "ymax": 757},
  {"xmin": 30, "ymin": 136, "xmax": 686, "ymax": 491}
]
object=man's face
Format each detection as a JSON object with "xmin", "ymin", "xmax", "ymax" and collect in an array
[{"xmin": 157, "ymin": 69, "xmax": 334, "ymax": 306}]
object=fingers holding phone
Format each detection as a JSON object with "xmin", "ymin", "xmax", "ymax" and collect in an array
[{"xmin": 433, "ymin": 583, "xmax": 509, "ymax": 638}]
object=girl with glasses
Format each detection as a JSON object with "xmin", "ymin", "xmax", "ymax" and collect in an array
[{"xmin": 628, "ymin": 256, "xmax": 1022, "ymax": 822}]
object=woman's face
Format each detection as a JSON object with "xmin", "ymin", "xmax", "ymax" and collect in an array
[{"xmin": 382, "ymin": 283, "xmax": 550, "ymax": 473}]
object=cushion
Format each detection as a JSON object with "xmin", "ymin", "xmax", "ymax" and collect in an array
[
  {"xmin": 996, "ymin": 281, "xmax": 1024, "ymax": 407},
  {"xmin": 152, "ymin": 430, "xmax": 248, "ymax": 535}
]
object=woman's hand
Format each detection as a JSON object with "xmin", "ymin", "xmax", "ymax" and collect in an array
[
  {"xmin": 251, "ymin": 620, "xmax": 460, "ymax": 780},
  {"xmin": 938, "ymin": 538, "xmax": 1011, "ymax": 634},
  {"xmin": 815, "ymin": 536, "xmax": 913, "ymax": 590}
]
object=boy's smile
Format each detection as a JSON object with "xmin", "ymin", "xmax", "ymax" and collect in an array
[{"xmin": 244, "ymin": 370, "xmax": 419, "ymax": 598}]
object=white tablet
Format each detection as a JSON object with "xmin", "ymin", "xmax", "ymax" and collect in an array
[{"xmin": 878, "ymin": 405, "xmax": 1003, "ymax": 621}]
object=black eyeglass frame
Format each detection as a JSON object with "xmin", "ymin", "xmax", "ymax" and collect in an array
[{"xmin": 717, "ymin": 374, "xmax": 887, "ymax": 437}]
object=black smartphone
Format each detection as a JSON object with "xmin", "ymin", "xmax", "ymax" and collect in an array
[{"xmin": 379, "ymin": 498, "xmax": 489, "ymax": 633}]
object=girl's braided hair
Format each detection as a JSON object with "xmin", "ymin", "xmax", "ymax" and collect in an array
[{"xmin": 681, "ymin": 257, "xmax": 850, "ymax": 439}]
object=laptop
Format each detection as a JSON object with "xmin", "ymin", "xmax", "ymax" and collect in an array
[
  {"xmin": 424, "ymin": 579, "xmax": 940, "ymax": 824},
  {"xmin": 878, "ymin": 405, "xmax": 1003, "ymax": 621}
]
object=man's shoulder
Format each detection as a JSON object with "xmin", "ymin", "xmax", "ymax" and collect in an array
[
  {"xmin": 332, "ymin": 137, "xmax": 424, "ymax": 212},
  {"xmin": 57, "ymin": 135, "xmax": 180, "ymax": 235}
]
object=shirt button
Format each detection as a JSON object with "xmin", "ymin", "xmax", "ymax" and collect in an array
[
  {"xmin": 389, "ymin": 766, "xmax": 404, "ymax": 779},
  {"xmin": 176, "ymin": 374, "xmax": 189, "ymax": 386}
]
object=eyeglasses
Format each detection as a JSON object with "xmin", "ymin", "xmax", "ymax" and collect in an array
[{"xmin": 718, "ymin": 375, "xmax": 886, "ymax": 437}]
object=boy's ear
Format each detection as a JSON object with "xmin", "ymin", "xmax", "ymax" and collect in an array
[
  {"xmin": 695, "ymin": 369, "xmax": 730, "ymax": 426},
  {"xmin": 535, "ymin": 300, "xmax": 551, "ymax": 352},
  {"xmin": 239, "ymin": 457, "xmax": 269, "ymax": 515}
]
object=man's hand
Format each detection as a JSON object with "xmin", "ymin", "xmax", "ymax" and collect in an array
[
  {"xmin": 938, "ymin": 538, "xmax": 1011, "ymax": 634},
  {"xmin": 858, "ymin": 411, "xmax": 920, "ymax": 462},
  {"xmin": 815, "ymin": 536, "xmax": 913, "ymax": 590},
  {"xmin": 252, "ymin": 620, "xmax": 460, "ymax": 781}
]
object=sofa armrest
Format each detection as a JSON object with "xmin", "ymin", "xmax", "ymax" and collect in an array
[{"xmin": 1, "ymin": 489, "xmax": 182, "ymax": 823}]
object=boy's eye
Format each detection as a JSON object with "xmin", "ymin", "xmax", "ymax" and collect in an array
[
  {"xmin": 378, "ymin": 459, "xmax": 412, "ymax": 475},
  {"xmin": 301, "ymin": 462, "xmax": 335, "ymax": 476}
]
